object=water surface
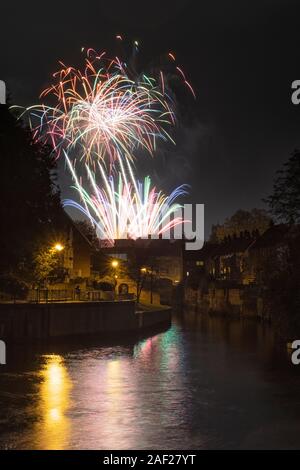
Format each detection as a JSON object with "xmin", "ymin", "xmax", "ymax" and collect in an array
[{"xmin": 0, "ymin": 312, "xmax": 300, "ymax": 449}]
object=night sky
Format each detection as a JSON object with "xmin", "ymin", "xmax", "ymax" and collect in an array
[{"xmin": 2, "ymin": 0, "xmax": 300, "ymax": 237}]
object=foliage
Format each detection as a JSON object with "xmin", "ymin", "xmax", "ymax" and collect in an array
[
  {"xmin": 97, "ymin": 281, "xmax": 114, "ymax": 291},
  {"xmin": 33, "ymin": 245, "xmax": 61, "ymax": 283},
  {"xmin": 0, "ymin": 274, "xmax": 28, "ymax": 299},
  {"xmin": 210, "ymin": 208, "xmax": 271, "ymax": 242},
  {"xmin": 0, "ymin": 104, "xmax": 62, "ymax": 274},
  {"xmin": 262, "ymin": 232, "xmax": 300, "ymax": 339},
  {"xmin": 126, "ymin": 243, "xmax": 156, "ymax": 303},
  {"xmin": 265, "ymin": 149, "xmax": 300, "ymax": 224}
]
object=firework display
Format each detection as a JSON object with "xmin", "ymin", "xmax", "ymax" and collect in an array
[
  {"xmin": 16, "ymin": 40, "xmax": 194, "ymax": 243},
  {"xmin": 64, "ymin": 154, "xmax": 189, "ymax": 243},
  {"xmin": 17, "ymin": 48, "xmax": 179, "ymax": 166}
]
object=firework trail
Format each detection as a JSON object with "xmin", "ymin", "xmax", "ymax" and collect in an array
[
  {"xmin": 13, "ymin": 43, "xmax": 195, "ymax": 169},
  {"xmin": 63, "ymin": 153, "xmax": 189, "ymax": 244},
  {"xmin": 12, "ymin": 40, "xmax": 195, "ymax": 242},
  {"xmin": 15, "ymin": 50, "xmax": 179, "ymax": 167}
]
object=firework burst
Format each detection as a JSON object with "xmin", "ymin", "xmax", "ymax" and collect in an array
[
  {"xmin": 16, "ymin": 50, "xmax": 178, "ymax": 167},
  {"xmin": 63, "ymin": 153, "xmax": 189, "ymax": 244},
  {"xmin": 12, "ymin": 41, "xmax": 194, "ymax": 242}
]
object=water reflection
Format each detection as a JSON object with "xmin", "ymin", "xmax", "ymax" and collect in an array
[
  {"xmin": 35, "ymin": 355, "xmax": 72, "ymax": 449},
  {"xmin": 1, "ymin": 313, "xmax": 300, "ymax": 449}
]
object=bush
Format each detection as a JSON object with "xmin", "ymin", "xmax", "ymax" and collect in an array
[
  {"xmin": 263, "ymin": 236, "xmax": 300, "ymax": 339},
  {"xmin": 97, "ymin": 281, "xmax": 114, "ymax": 291},
  {"xmin": 0, "ymin": 274, "xmax": 29, "ymax": 299}
]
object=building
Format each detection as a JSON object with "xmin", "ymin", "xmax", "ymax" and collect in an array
[
  {"xmin": 56, "ymin": 215, "xmax": 93, "ymax": 281},
  {"xmin": 184, "ymin": 232, "xmax": 259, "ymax": 285},
  {"xmin": 184, "ymin": 224, "xmax": 300, "ymax": 317},
  {"xmin": 102, "ymin": 238, "xmax": 184, "ymax": 284},
  {"xmin": 64, "ymin": 225, "xmax": 92, "ymax": 279}
]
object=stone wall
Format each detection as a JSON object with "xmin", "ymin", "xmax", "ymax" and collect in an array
[
  {"xmin": 185, "ymin": 285, "xmax": 260, "ymax": 317},
  {"xmin": 0, "ymin": 301, "xmax": 171, "ymax": 340}
]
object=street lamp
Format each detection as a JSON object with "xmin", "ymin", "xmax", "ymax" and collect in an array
[
  {"xmin": 53, "ymin": 242, "xmax": 65, "ymax": 272},
  {"xmin": 45, "ymin": 243, "xmax": 65, "ymax": 290},
  {"xmin": 111, "ymin": 260, "xmax": 119, "ymax": 297},
  {"xmin": 53, "ymin": 243, "xmax": 64, "ymax": 252}
]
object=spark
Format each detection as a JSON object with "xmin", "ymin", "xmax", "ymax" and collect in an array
[
  {"xmin": 63, "ymin": 153, "xmax": 189, "ymax": 244},
  {"xmin": 15, "ymin": 51, "xmax": 176, "ymax": 167},
  {"xmin": 13, "ymin": 44, "xmax": 196, "ymax": 167}
]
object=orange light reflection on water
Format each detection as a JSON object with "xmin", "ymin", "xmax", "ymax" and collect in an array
[{"xmin": 34, "ymin": 354, "xmax": 72, "ymax": 449}]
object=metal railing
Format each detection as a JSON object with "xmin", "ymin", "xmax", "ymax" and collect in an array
[
  {"xmin": 0, "ymin": 289, "xmax": 136, "ymax": 304},
  {"xmin": 28, "ymin": 289, "xmax": 75, "ymax": 303},
  {"xmin": 26, "ymin": 289, "xmax": 135, "ymax": 303}
]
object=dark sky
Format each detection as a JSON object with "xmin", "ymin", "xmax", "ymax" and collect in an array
[{"xmin": 1, "ymin": 0, "xmax": 300, "ymax": 237}]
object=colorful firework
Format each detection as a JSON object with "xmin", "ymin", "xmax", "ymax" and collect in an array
[
  {"xmin": 13, "ymin": 42, "xmax": 195, "ymax": 169},
  {"xmin": 12, "ymin": 40, "xmax": 194, "ymax": 243},
  {"xmin": 15, "ymin": 50, "xmax": 178, "ymax": 166},
  {"xmin": 63, "ymin": 153, "xmax": 189, "ymax": 244}
]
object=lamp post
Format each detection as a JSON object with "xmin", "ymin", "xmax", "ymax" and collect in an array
[
  {"xmin": 51, "ymin": 243, "xmax": 65, "ymax": 291},
  {"xmin": 140, "ymin": 266, "xmax": 155, "ymax": 304},
  {"xmin": 53, "ymin": 243, "xmax": 64, "ymax": 252},
  {"xmin": 53, "ymin": 243, "xmax": 65, "ymax": 271},
  {"xmin": 111, "ymin": 259, "xmax": 119, "ymax": 297},
  {"xmin": 111, "ymin": 259, "xmax": 119, "ymax": 269},
  {"xmin": 150, "ymin": 266, "xmax": 154, "ymax": 304},
  {"xmin": 139, "ymin": 267, "xmax": 148, "ymax": 304}
]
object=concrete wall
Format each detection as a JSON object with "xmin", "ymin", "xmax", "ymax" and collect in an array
[
  {"xmin": 0, "ymin": 301, "xmax": 171, "ymax": 340},
  {"xmin": 139, "ymin": 289, "xmax": 160, "ymax": 305}
]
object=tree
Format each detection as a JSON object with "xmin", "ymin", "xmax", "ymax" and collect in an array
[
  {"xmin": 262, "ymin": 230, "xmax": 300, "ymax": 339},
  {"xmin": 210, "ymin": 208, "xmax": 271, "ymax": 242},
  {"xmin": 74, "ymin": 220, "xmax": 99, "ymax": 249},
  {"xmin": 126, "ymin": 243, "xmax": 156, "ymax": 304},
  {"xmin": 33, "ymin": 245, "xmax": 61, "ymax": 284},
  {"xmin": 265, "ymin": 149, "xmax": 300, "ymax": 224},
  {"xmin": 0, "ymin": 104, "xmax": 62, "ymax": 276}
]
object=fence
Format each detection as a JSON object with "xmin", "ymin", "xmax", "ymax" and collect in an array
[
  {"xmin": 26, "ymin": 289, "xmax": 135, "ymax": 303},
  {"xmin": 28, "ymin": 289, "xmax": 74, "ymax": 303}
]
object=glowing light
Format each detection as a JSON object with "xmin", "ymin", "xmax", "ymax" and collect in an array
[
  {"xmin": 63, "ymin": 154, "xmax": 189, "ymax": 244},
  {"xmin": 14, "ymin": 43, "xmax": 195, "ymax": 168},
  {"xmin": 17, "ymin": 49, "xmax": 176, "ymax": 167},
  {"xmin": 36, "ymin": 355, "xmax": 72, "ymax": 450},
  {"xmin": 111, "ymin": 260, "xmax": 119, "ymax": 268},
  {"xmin": 53, "ymin": 243, "xmax": 64, "ymax": 252},
  {"xmin": 49, "ymin": 408, "xmax": 61, "ymax": 421},
  {"xmin": 13, "ymin": 42, "xmax": 195, "ymax": 250}
]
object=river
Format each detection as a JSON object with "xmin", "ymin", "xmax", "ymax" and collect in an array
[{"xmin": 0, "ymin": 311, "xmax": 300, "ymax": 450}]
